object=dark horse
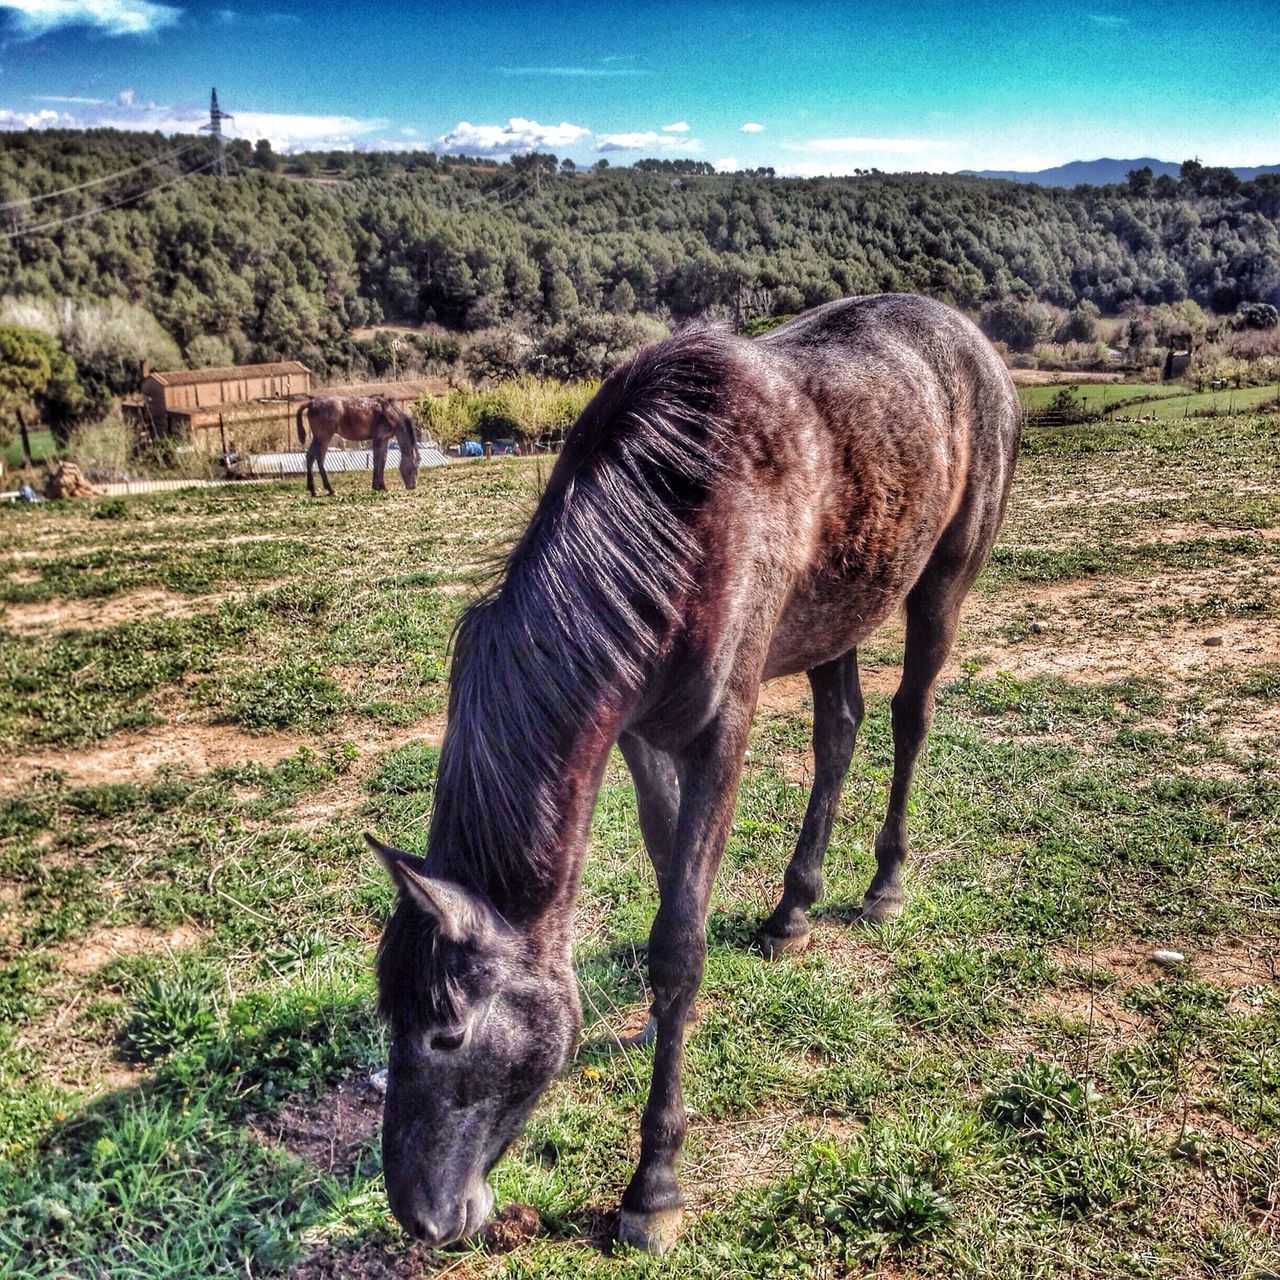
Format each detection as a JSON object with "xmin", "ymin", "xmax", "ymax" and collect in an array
[
  {"xmin": 295, "ymin": 394, "xmax": 419, "ymax": 495},
  {"xmin": 369, "ymin": 295, "xmax": 1020, "ymax": 1253}
]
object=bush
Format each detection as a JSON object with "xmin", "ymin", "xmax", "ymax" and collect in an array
[{"xmin": 119, "ymin": 972, "xmax": 218, "ymax": 1064}]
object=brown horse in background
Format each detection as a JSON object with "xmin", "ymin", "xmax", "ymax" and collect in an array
[{"xmin": 295, "ymin": 395, "xmax": 420, "ymax": 495}]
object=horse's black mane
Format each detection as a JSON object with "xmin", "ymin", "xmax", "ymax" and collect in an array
[
  {"xmin": 436, "ymin": 326, "xmax": 735, "ymax": 909},
  {"xmin": 377, "ymin": 326, "xmax": 736, "ymax": 1022}
]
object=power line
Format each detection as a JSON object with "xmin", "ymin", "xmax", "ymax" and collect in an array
[
  {"xmin": 0, "ymin": 140, "xmax": 206, "ymax": 212},
  {"xmin": 3, "ymin": 158, "xmax": 218, "ymax": 240}
]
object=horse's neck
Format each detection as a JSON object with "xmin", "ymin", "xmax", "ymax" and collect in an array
[{"xmin": 428, "ymin": 684, "xmax": 625, "ymax": 938}]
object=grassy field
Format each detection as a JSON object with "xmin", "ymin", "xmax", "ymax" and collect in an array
[
  {"xmin": 1, "ymin": 413, "xmax": 1278, "ymax": 1279},
  {"xmin": 1017, "ymin": 381, "xmax": 1280, "ymax": 419},
  {"xmin": 1015, "ymin": 382, "xmax": 1182, "ymax": 412},
  {"xmin": 1, "ymin": 430, "xmax": 56, "ymax": 473}
]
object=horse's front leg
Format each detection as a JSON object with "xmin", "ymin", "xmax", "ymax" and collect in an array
[
  {"xmin": 371, "ymin": 435, "xmax": 387, "ymax": 491},
  {"xmin": 619, "ymin": 701, "xmax": 753, "ymax": 1254}
]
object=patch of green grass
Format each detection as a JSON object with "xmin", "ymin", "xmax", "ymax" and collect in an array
[
  {"xmin": 219, "ymin": 657, "xmax": 344, "ymax": 732},
  {"xmin": 0, "ymin": 539, "xmax": 315, "ymax": 605}
]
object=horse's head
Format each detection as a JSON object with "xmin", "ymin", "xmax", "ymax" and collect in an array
[
  {"xmin": 369, "ymin": 836, "xmax": 579, "ymax": 1245},
  {"xmin": 389, "ymin": 405, "xmax": 419, "ymax": 489}
]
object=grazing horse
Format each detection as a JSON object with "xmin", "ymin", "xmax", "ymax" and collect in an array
[
  {"xmin": 295, "ymin": 394, "xmax": 419, "ymax": 495},
  {"xmin": 369, "ymin": 294, "xmax": 1020, "ymax": 1253}
]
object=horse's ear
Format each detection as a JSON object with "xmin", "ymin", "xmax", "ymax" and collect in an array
[{"xmin": 366, "ymin": 833, "xmax": 493, "ymax": 945}]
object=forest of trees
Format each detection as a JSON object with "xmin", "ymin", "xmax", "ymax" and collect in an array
[{"xmin": 2, "ymin": 128, "xmax": 1279, "ymax": 407}]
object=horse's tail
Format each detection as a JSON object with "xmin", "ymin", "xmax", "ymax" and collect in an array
[{"xmin": 295, "ymin": 401, "xmax": 308, "ymax": 445}]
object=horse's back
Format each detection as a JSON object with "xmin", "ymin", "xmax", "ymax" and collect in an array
[{"xmin": 710, "ymin": 294, "xmax": 1019, "ymax": 682}]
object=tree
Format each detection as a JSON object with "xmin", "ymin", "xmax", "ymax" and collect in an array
[
  {"xmin": 0, "ymin": 326, "xmax": 85, "ymax": 460},
  {"xmin": 1055, "ymin": 300, "xmax": 1100, "ymax": 344},
  {"xmin": 978, "ymin": 299, "xmax": 1052, "ymax": 352},
  {"xmin": 252, "ymin": 138, "xmax": 279, "ymax": 172},
  {"xmin": 1126, "ymin": 166, "xmax": 1153, "ymax": 195}
]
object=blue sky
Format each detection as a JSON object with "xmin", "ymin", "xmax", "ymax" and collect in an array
[{"xmin": 1, "ymin": 0, "xmax": 1277, "ymax": 172}]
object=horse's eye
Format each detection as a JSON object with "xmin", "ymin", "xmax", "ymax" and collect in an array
[{"xmin": 430, "ymin": 1028, "xmax": 467, "ymax": 1052}]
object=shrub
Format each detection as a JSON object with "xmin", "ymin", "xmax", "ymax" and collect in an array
[{"xmin": 119, "ymin": 972, "xmax": 218, "ymax": 1064}]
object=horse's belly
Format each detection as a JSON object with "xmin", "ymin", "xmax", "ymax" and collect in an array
[{"xmin": 763, "ymin": 574, "xmax": 904, "ymax": 679}]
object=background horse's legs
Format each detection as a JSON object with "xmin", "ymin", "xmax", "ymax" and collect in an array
[
  {"xmin": 619, "ymin": 697, "xmax": 755, "ymax": 1255},
  {"xmin": 759, "ymin": 649, "xmax": 864, "ymax": 954},
  {"xmin": 371, "ymin": 435, "xmax": 388, "ymax": 491},
  {"xmin": 862, "ymin": 575, "xmax": 966, "ymax": 921},
  {"xmin": 304, "ymin": 439, "xmax": 318, "ymax": 496},
  {"xmin": 315, "ymin": 436, "xmax": 336, "ymax": 496}
]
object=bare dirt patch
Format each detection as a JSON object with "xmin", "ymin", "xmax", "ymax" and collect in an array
[
  {"xmin": 0, "ymin": 587, "xmax": 239, "ymax": 634},
  {"xmin": 294, "ymin": 1241, "xmax": 485, "ymax": 1280},
  {"xmin": 1036, "ymin": 986, "xmax": 1148, "ymax": 1049},
  {"xmin": 964, "ymin": 613, "xmax": 1279, "ymax": 687},
  {"xmin": 253, "ymin": 1072, "xmax": 383, "ymax": 1177},
  {"xmin": 1052, "ymin": 937, "xmax": 1279, "ymax": 1001},
  {"xmin": 2, "ymin": 721, "xmax": 306, "ymax": 794},
  {"xmin": 58, "ymin": 923, "xmax": 205, "ymax": 976}
]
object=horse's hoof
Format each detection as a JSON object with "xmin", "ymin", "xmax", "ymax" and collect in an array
[
  {"xmin": 618, "ymin": 1016, "xmax": 656, "ymax": 1049},
  {"xmin": 758, "ymin": 929, "xmax": 811, "ymax": 959},
  {"xmin": 860, "ymin": 894, "xmax": 904, "ymax": 923},
  {"xmin": 617, "ymin": 1206, "xmax": 684, "ymax": 1255}
]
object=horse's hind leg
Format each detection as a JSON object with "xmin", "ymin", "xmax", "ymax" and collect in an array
[
  {"xmin": 759, "ymin": 649, "xmax": 863, "ymax": 955},
  {"xmin": 305, "ymin": 440, "xmax": 317, "ymax": 496},
  {"xmin": 862, "ymin": 573, "xmax": 966, "ymax": 922},
  {"xmin": 316, "ymin": 439, "xmax": 335, "ymax": 496}
]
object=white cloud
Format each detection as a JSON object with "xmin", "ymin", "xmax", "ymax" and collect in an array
[
  {"xmin": 595, "ymin": 130, "xmax": 687, "ymax": 152},
  {"xmin": 32, "ymin": 92, "xmax": 105, "ymax": 103},
  {"xmin": 0, "ymin": 106, "xmax": 79, "ymax": 128},
  {"xmin": 740, "ymin": 122, "xmax": 765, "ymax": 133},
  {"xmin": 1087, "ymin": 12, "xmax": 1129, "ymax": 26},
  {"xmin": 117, "ymin": 87, "xmax": 135, "ymax": 106},
  {"xmin": 436, "ymin": 117, "xmax": 590, "ymax": 155},
  {"xmin": 0, "ymin": 0, "xmax": 182, "ymax": 37},
  {"xmin": 714, "ymin": 156, "xmax": 739, "ymax": 172},
  {"xmin": 495, "ymin": 65, "xmax": 649, "ymax": 78},
  {"xmin": 228, "ymin": 110, "xmax": 387, "ymax": 149},
  {"xmin": 662, "ymin": 121, "xmax": 690, "ymax": 133}
]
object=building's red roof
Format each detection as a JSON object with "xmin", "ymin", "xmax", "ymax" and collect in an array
[{"xmin": 146, "ymin": 361, "xmax": 309, "ymax": 388}]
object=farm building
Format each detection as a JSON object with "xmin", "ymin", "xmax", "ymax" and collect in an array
[
  {"xmin": 137, "ymin": 361, "xmax": 311, "ymax": 437},
  {"xmin": 126, "ymin": 363, "xmax": 449, "ymax": 456},
  {"xmin": 323, "ymin": 378, "xmax": 450, "ymax": 407}
]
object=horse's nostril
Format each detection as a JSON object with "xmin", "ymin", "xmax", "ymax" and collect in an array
[{"xmin": 413, "ymin": 1212, "xmax": 443, "ymax": 1244}]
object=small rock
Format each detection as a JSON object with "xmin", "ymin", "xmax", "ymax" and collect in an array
[
  {"xmin": 1202, "ymin": 636, "xmax": 1223, "ymax": 647},
  {"xmin": 1149, "ymin": 949, "xmax": 1185, "ymax": 967},
  {"xmin": 1028, "ymin": 620, "xmax": 1044, "ymax": 635},
  {"xmin": 484, "ymin": 1202, "xmax": 541, "ymax": 1252},
  {"xmin": 369, "ymin": 1067, "xmax": 388, "ymax": 1095}
]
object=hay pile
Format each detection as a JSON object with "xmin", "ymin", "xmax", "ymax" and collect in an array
[{"xmin": 44, "ymin": 462, "xmax": 100, "ymax": 499}]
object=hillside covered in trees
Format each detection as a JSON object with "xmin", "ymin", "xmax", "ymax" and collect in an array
[{"xmin": 3, "ymin": 129, "xmax": 1279, "ymax": 395}]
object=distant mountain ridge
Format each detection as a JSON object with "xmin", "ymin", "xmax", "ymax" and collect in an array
[{"xmin": 960, "ymin": 157, "xmax": 1280, "ymax": 186}]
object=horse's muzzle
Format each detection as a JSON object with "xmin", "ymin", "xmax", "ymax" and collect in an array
[{"xmin": 400, "ymin": 1181, "xmax": 493, "ymax": 1246}]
